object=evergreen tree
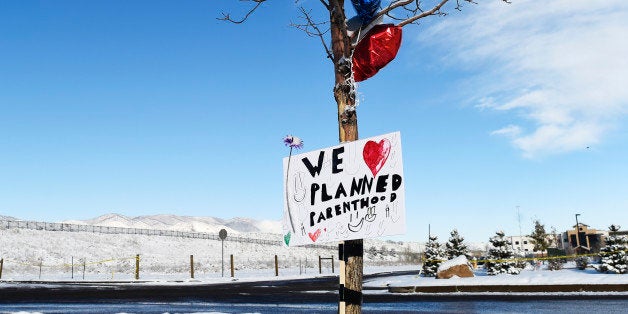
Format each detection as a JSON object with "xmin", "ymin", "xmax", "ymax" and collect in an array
[
  {"xmin": 422, "ymin": 235, "xmax": 446, "ymax": 277},
  {"xmin": 486, "ymin": 231, "xmax": 521, "ymax": 275},
  {"xmin": 595, "ymin": 225, "xmax": 627, "ymax": 274},
  {"xmin": 530, "ymin": 220, "xmax": 551, "ymax": 257},
  {"xmin": 446, "ymin": 229, "xmax": 469, "ymax": 260}
]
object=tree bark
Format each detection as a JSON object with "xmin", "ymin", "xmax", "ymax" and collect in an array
[
  {"xmin": 330, "ymin": 0, "xmax": 358, "ymax": 143},
  {"xmin": 330, "ymin": 1, "xmax": 362, "ymax": 313}
]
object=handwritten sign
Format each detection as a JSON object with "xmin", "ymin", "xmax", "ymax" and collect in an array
[{"xmin": 282, "ymin": 132, "xmax": 405, "ymax": 246}]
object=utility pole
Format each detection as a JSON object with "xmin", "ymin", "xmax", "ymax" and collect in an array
[
  {"xmin": 517, "ymin": 206, "xmax": 523, "ymax": 253},
  {"xmin": 574, "ymin": 213, "xmax": 581, "ymax": 255},
  {"xmin": 330, "ymin": 1, "xmax": 361, "ymax": 310},
  {"xmin": 333, "ymin": 9, "xmax": 361, "ymax": 307}
]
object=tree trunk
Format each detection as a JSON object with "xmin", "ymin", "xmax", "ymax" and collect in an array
[
  {"xmin": 330, "ymin": 0, "xmax": 358, "ymax": 143},
  {"xmin": 330, "ymin": 1, "xmax": 362, "ymax": 313}
]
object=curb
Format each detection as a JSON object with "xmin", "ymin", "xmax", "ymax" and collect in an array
[{"xmin": 389, "ymin": 284, "xmax": 628, "ymax": 293}]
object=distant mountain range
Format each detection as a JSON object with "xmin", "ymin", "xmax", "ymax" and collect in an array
[{"xmin": 59, "ymin": 213, "xmax": 282, "ymax": 235}]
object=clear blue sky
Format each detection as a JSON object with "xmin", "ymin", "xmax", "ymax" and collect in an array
[{"xmin": 1, "ymin": 0, "xmax": 627, "ymax": 242}]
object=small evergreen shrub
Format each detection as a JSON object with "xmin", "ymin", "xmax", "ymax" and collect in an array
[{"xmin": 575, "ymin": 256, "xmax": 589, "ymax": 270}]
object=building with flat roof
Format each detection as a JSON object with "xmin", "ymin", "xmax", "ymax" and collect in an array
[{"xmin": 558, "ymin": 223, "xmax": 606, "ymax": 254}]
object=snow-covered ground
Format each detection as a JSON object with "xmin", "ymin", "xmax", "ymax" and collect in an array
[
  {"xmin": 0, "ymin": 226, "xmax": 421, "ymax": 282},
  {"xmin": 366, "ymin": 264, "xmax": 628, "ymax": 289},
  {"xmin": 1, "ymin": 223, "xmax": 626, "ymax": 294}
]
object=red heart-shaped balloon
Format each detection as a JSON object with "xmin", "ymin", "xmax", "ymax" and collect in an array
[{"xmin": 352, "ymin": 24, "xmax": 402, "ymax": 82}]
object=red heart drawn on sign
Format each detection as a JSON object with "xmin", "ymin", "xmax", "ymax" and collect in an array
[
  {"xmin": 308, "ymin": 229, "xmax": 322, "ymax": 242},
  {"xmin": 363, "ymin": 139, "xmax": 391, "ymax": 177}
]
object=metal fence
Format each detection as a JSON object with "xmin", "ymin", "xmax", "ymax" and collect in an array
[{"xmin": 0, "ymin": 219, "xmax": 336, "ymax": 249}]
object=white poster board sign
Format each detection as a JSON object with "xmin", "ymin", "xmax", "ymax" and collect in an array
[{"xmin": 282, "ymin": 132, "xmax": 405, "ymax": 246}]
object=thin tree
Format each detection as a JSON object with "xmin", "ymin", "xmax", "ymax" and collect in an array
[
  {"xmin": 220, "ymin": 1, "xmax": 509, "ymax": 312},
  {"xmin": 529, "ymin": 220, "xmax": 551, "ymax": 258}
]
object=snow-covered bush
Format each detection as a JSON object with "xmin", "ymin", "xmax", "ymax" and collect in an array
[
  {"xmin": 485, "ymin": 231, "xmax": 521, "ymax": 275},
  {"xmin": 547, "ymin": 258, "xmax": 564, "ymax": 271},
  {"xmin": 422, "ymin": 235, "xmax": 446, "ymax": 277},
  {"xmin": 575, "ymin": 256, "xmax": 589, "ymax": 270},
  {"xmin": 594, "ymin": 225, "xmax": 627, "ymax": 274}
]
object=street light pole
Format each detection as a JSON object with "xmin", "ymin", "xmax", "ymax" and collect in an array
[
  {"xmin": 574, "ymin": 214, "xmax": 581, "ymax": 255},
  {"xmin": 517, "ymin": 206, "xmax": 523, "ymax": 253}
]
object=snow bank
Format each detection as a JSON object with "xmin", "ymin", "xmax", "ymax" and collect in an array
[{"xmin": 366, "ymin": 266, "xmax": 628, "ymax": 288}]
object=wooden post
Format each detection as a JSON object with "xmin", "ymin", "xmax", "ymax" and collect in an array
[
  {"xmin": 190, "ymin": 255, "xmax": 194, "ymax": 279},
  {"xmin": 339, "ymin": 244, "xmax": 346, "ymax": 313},
  {"xmin": 319, "ymin": 256, "xmax": 322, "ymax": 274},
  {"xmin": 230, "ymin": 254, "xmax": 234, "ymax": 277},
  {"xmin": 82, "ymin": 259, "xmax": 86, "ymax": 280},
  {"xmin": 339, "ymin": 240, "xmax": 363, "ymax": 314},
  {"xmin": 71, "ymin": 256, "xmax": 74, "ymax": 279},
  {"xmin": 274, "ymin": 255, "xmax": 278, "ymax": 277},
  {"xmin": 0, "ymin": 258, "xmax": 3, "ymax": 279},
  {"xmin": 331, "ymin": 255, "xmax": 335, "ymax": 273},
  {"xmin": 135, "ymin": 254, "xmax": 140, "ymax": 280},
  {"xmin": 39, "ymin": 259, "xmax": 42, "ymax": 279},
  {"xmin": 329, "ymin": 1, "xmax": 362, "ymax": 309}
]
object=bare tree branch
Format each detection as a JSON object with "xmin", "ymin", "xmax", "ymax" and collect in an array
[
  {"xmin": 374, "ymin": 0, "xmax": 510, "ymax": 28},
  {"xmin": 373, "ymin": 0, "xmax": 451, "ymax": 27},
  {"xmin": 397, "ymin": 0, "xmax": 450, "ymax": 27},
  {"xmin": 220, "ymin": 0, "xmax": 511, "ymax": 63},
  {"xmin": 218, "ymin": 0, "xmax": 266, "ymax": 24},
  {"xmin": 376, "ymin": 0, "xmax": 427, "ymax": 20},
  {"xmin": 290, "ymin": 7, "xmax": 333, "ymax": 60},
  {"xmin": 319, "ymin": 0, "xmax": 330, "ymax": 10}
]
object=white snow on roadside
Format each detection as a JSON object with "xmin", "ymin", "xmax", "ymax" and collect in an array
[
  {"xmin": 366, "ymin": 265, "xmax": 628, "ymax": 289},
  {"xmin": 1, "ymin": 226, "xmax": 627, "ymax": 295}
]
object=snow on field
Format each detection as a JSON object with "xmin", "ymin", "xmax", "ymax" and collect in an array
[
  {"xmin": 1, "ymin": 222, "xmax": 626, "ymax": 291},
  {"xmin": 0, "ymin": 226, "xmax": 421, "ymax": 282}
]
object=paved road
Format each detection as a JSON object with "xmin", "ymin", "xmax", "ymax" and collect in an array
[
  {"xmin": 0, "ymin": 270, "xmax": 413, "ymax": 303},
  {"xmin": 1, "ymin": 269, "xmax": 626, "ymax": 303}
]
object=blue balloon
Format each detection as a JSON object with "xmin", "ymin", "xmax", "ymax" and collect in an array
[{"xmin": 351, "ymin": 0, "xmax": 381, "ymax": 24}]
